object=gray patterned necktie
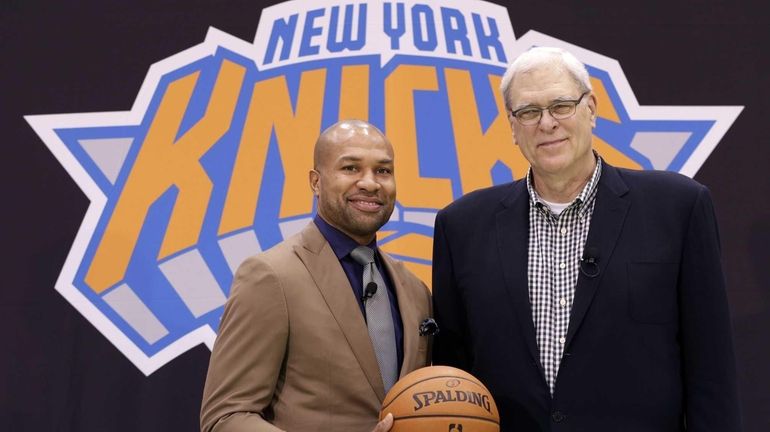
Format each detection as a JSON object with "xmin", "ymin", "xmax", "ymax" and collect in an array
[{"xmin": 350, "ymin": 246, "xmax": 398, "ymax": 392}]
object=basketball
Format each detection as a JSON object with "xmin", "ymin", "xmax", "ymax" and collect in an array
[{"xmin": 380, "ymin": 366, "xmax": 499, "ymax": 432}]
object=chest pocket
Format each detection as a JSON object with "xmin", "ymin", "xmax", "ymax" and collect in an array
[{"xmin": 627, "ymin": 262, "xmax": 679, "ymax": 324}]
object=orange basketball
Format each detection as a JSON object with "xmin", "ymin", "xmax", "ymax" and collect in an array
[{"xmin": 380, "ymin": 366, "xmax": 500, "ymax": 432}]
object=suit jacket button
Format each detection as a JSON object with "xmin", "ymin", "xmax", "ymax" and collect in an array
[{"xmin": 552, "ymin": 411, "xmax": 566, "ymax": 423}]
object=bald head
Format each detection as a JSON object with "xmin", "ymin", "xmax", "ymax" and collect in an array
[
  {"xmin": 313, "ymin": 120, "xmax": 391, "ymax": 170},
  {"xmin": 309, "ymin": 119, "xmax": 396, "ymax": 244}
]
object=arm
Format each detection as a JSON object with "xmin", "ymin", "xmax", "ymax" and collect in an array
[
  {"xmin": 680, "ymin": 186, "xmax": 741, "ymax": 431},
  {"xmin": 200, "ymin": 256, "xmax": 289, "ymax": 432},
  {"xmin": 431, "ymin": 210, "xmax": 473, "ymax": 370}
]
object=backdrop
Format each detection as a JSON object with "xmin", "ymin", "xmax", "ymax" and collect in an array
[{"xmin": 2, "ymin": 0, "xmax": 768, "ymax": 430}]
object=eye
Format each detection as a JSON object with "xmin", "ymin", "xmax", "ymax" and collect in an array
[
  {"xmin": 377, "ymin": 167, "xmax": 393, "ymax": 175},
  {"xmin": 550, "ymin": 102, "xmax": 575, "ymax": 115},
  {"xmin": 516, "ymin": 108, "xmax": 541, "ymax": 120},
  {"xmin": 341, "ymin": 165, "xmax": 358, "ymax": 172}
]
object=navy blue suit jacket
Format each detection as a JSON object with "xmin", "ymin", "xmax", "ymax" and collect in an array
[{"xmin": 432, "ymin": 163, "xmax": 741, "ymax": 431}]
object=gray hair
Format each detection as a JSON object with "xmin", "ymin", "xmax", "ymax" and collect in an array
[{"xmin": 500, "ymin": 47, "xmax": 592, "ymax": 110}]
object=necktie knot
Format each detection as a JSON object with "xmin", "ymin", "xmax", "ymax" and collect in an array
[{"xmin": 350, "ymin": 246, "xmax": 375, "ymax": 266}]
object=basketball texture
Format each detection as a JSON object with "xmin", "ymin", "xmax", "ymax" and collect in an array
[{"xmin": 380, "ymin": 366, "xmax": 499, "ymax": 432}]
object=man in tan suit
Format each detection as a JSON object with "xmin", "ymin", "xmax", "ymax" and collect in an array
[{"xmin": 201, "ymin": 120, "xmax": 432, "ymax": 432}]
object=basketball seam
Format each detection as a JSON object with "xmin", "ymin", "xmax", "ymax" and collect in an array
[
  {"xmin": 392, "ymin": 413, "xmax": 500, "ymax": 425},
  {"xmin": 381, "ymin": 375, "xmax": 488, "ymax": 412}
]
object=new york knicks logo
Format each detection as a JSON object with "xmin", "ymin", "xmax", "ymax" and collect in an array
[{"xmin": 26, "ymin": 0, "xmax": 742, "ymax": 374}]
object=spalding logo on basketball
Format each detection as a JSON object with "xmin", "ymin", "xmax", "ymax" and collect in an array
[{"xmin": 381, "ymin": 366, "xmax": 500, "ymax": 432}]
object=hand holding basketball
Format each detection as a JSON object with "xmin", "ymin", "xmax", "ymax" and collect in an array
[{"xmin": 371, "ymin": 413, "xmax": 394, "ymax": 432}]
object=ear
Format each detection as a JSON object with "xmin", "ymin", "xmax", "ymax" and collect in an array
[
  {"xmin": 588, "ymin": 93, "xmax": 598, "ymax": 127},
  {"xmin": 507, "ymin": 112, "xmax": 520, "ymax": 146},
  {"xmin": 309, "ymin": 169, "xmax": 320, "ymax": 196}
]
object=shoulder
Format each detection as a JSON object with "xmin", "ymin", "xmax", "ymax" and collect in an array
[
  {"xmin": 608, "ymin": 166, "xmax": 714, "ymax": 215},
  {"xmin": 230, "ymin": 234, "xmax": 306, "ymax": 297},
  {"xmin": 438, "ymin": 181, "xmax": 521, "ymax": 220},
  {"xmin": 614, "ymin": 166, "xmax": 706, "ymax": 195},
  {"xmin": 240, "ymin": 229, "xmax": 307, "ymax": 271}
]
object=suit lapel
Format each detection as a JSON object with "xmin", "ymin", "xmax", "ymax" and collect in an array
[
  {"xmin": 495, "ymin": 181, "xmax": 542, "ymax": 371},
  {"xmin": 293, "ymin": 223, "xmax": 386, "ymax": 401},
  {"xmin": 381, "ymin": 253, "xmax": 421, "ymax": 380},
  {"xmin": 565, "ymin": 164, "xmax": 630, "ymax": 348}
]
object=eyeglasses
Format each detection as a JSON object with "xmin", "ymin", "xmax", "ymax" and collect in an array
[{"xmin": 509, "ymin": 91, "xmax": 590, "ymax": 126}]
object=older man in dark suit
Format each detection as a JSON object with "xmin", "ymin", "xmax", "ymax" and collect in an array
[{"xmin": 432, "ymin": 47, "xmax": 741, "ymax": 431}]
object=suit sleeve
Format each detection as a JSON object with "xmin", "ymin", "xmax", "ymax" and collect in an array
[
  {"xmin": 680, "ymin": 186, "xmax": 742, "ymax": 431},
  {"xmin": 200, "ymin": 256, "xmax": 288, "ymax": 432},
  {"xmin": 431, "ymin": 210, "xmax": 473, "ymax": 370}
]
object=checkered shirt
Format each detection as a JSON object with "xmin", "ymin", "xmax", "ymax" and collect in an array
[{"xmin": 526, "ymin": 157, "xmax": 602, "ymax": 395}]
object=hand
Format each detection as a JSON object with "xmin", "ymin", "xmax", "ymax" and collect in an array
[{"xmin": 371, "ymin": 413, "xmax": 393, "ymax": 432}]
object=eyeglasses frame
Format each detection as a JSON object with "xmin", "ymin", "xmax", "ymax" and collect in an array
[{"xmin": 509, "ymin": 91, "xmax": 591, "ymax": 126}]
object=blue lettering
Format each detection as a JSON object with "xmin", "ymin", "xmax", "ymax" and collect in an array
[
  {"xmin": 299, "ymin": 8, "xmax": 325, "ymax": 57},
  {"xmin": 327, "ymin": 4, "xmax": 367, "ymax": 53},
  {"xmin": 383, "ymin": 3, "xmax": 406, "ymax": 49},
  {"xmin": 263, "ymin": 14, "xmax": 298, "ymax": 64},
  {"xmin": 472, "ymin": 13, "xmax": 507, "ymax": 63},
  {"xmin": 412, "ymin": 4, "xmax": 437, "ymax": 52},
  {"xmin": 441, "ymin": 7, "xmax": 471, "ymax": 56}
]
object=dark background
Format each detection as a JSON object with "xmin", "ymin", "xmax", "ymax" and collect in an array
[{"xmin": 2, "ymin": 0, "xmax": 768, "ymax": 430}]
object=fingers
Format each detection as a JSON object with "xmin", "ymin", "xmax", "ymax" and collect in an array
[{"xmin": 371, "ymin": 413, "xmax": 393, "ymax": 432}]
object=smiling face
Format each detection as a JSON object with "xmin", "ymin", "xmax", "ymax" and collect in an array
[
  {"xmin": 507, "ymin": 65, "xmax": 597, "ymax": 181},
  {"xmin": 310, "ymin": 122, "xmax": 396, "ymax": 245}
]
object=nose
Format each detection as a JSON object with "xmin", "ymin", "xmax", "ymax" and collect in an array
[
  {"xmin": 538, "ymin": 109, "xmax": 560, "ymax": 130},
  {"xmin": 357, "ymin": 170, "xmax": 381, "ymax": 192}
]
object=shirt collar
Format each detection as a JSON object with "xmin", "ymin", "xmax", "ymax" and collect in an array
[
  {"xmin": 313, "ymin": 214, "xmax": 378, "ymax": 260},
  {"xmin": 526, "ymin": 152, "xmax": 603, "ymax": 217}
]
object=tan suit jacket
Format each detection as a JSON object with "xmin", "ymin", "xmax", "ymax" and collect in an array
[{"xmin": 201, "ymin": 222, "xmax": 432, "ymax": 432}]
